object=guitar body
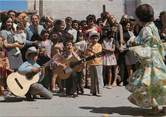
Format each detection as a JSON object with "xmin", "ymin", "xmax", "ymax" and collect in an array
[
  {"xmin": 7, "ymin": 72, "xmax": 40, "ymax": 97},
  {"xmin": 54, "ymin": 56, "xmax": 82, "ymax": 80},
  {"xmin": 55, "ymin": 65, "xmax": 71, "ymax": 80},
  {"xmin": 54, "ymin": 51, "xmax": 105, "ymax": 80}
]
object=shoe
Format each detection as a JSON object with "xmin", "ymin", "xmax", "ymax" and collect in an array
[
  {"xmin": 78, "ymin": 89, "xmax": 84, "ymax": 95},
  {"xmin": 105, "ymin": 85, "xmax": 112, "ymax": 89},
  {"xmin": 66, "ymin": 94, "xmax": 78, "ymax": 98},
  {"xmin": 33, "ymin": 95, "xmax": 40, "ymax": 99},
  {"xmin": 151, "ymin": 106, "xmax": 160, "ymax": 113},
  {"xmin": 96, "ymin": 94, "xmax": 102, "ymax": 97},
  {"xmin": 92, "ymin": 93, "xmax": 96, "ymax": 96},
  {"xmin": 160, "ymin": 107, "xmax": 166, "ymax": 114},
  {"xmin": 112, "ymin": 82, "xmax": 117, "ymax": 87},
  {"xmin": 25, "ymin": 93, "xmax": 34, "ymax": 101}
]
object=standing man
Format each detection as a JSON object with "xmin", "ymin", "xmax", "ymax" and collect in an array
[
  {"xmin": 25, "ymin": 14, "xmax": 44, "ymax": 41},
  {"xmin": 65, "ymin": 17, "xmax": 78, "ymax": 43}
]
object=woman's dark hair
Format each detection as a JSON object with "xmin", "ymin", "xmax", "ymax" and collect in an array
[
  {"xmin": 135, "ymin": 4, "xmax": 154, "ymax": 22},
  {"xmin": 7, "ymin": 10, "xmax": 17, "ymax": 15},
  {"xmin": 0, "ymin": 14, "xmax": 14, "ymax": 31}
]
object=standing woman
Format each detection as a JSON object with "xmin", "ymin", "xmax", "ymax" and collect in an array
[
  {"xmin": 126, "ymin": 4, "xmax": 166, "ymax": 113},
  {"xmin": 0, "ymin": 15, "xmax": 23, "ymax": 71}
]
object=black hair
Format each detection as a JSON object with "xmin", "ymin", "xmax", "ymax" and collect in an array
[
  {"xmin": 40, "ymin": 29, "xmax": 49, "ymax": 36},
  {"xmin": 65, "ymin": 17, "xmax": 72, "ymax": 22},
  {"xmin": 31, "ymin": 33, "xmax": 42, "ymax": 41},
  {"xmin": 7, "ymin": 10, "xmax": 17, "ymax": 15},
  {"xmin": 86, "ymin": 14, "xmax": 96, "ymax": 23},
  {"xmin": 0, "ymin": 15, "xmax": 14, "ymax": 31},
  {"xmin": 135, "ymin": 4, "xmax": 154, "ymax": 22}
]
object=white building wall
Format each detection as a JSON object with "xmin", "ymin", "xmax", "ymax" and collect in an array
[
  {"xmin": 42, "ymin": 0, "xmax": 125, "ymax": 21},
  {"xmin": 27, "ymin": 0, "xmax": 166, "ymax": 21}
]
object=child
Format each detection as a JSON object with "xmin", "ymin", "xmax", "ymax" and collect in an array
[
  {"xmin": 85, "ymin": 31, "xmax": 104, "ymax": 96},
  {"xmin": 102, "ymin": 29, "xmax": 117, "ymax": 88},
  {"xmin": 0, "ymin": 37, "xmax": 12, "ymax": 96},
  {"xmin": 13, "ymin": 23, "xmax": 26, "ymax": 56}
]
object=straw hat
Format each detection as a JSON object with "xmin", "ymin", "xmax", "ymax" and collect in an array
[
  {"xmin": 89, "ymin": 31, "xmax": 100, "ymax": 39},
  {"xmin": 25, "ymin": 46, "xmax": 38, "ymax": 59}
]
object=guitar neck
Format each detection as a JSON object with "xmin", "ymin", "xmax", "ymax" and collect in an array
[{"xmin": 70, "ymin": 51, "xmax": 104, "ymax": 68}]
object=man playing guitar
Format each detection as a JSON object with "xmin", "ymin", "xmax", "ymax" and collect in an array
[{"xmin": 18, "ymin": 46, "xmax": 53, "ymax": 101}]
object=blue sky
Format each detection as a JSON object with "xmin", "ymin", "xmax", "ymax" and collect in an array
[{"xmin": 0, "ymin": 0, "xmax": 27, "ymax": 11}]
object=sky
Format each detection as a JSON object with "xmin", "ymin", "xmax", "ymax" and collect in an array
[{"xmin": 0, "ymin": 0, "xmax": 27, "ymax": 11}]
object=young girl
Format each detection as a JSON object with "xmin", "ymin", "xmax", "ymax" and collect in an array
[
  {"xmin": 102, "ymin": 28, "xmax": 117, "ymax": 89},
  {"xmin": 0, "ymin": 36, "xmax": 12, "ymax": 96}
]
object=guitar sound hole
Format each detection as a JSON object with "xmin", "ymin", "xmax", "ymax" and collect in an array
[{"xmin": 15, "ymin": 78, "xmax": 23, "ymax": 89}]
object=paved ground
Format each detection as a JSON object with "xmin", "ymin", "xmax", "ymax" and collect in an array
[{"xmin": 0, "ymin": 87, "xmax": 165, "ymax": 117}]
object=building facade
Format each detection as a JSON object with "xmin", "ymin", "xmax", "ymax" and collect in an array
[{"xmin": 27, "ymin": 0, "xmax": 166, "ymax": 20}]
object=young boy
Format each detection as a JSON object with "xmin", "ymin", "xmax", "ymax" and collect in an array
[{"xmin": 85, "ymin": 31, "xmax": 104, "ymax": 96}]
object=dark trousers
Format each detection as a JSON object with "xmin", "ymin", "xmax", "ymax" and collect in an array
[
  {"xmin": 117, "ymin": 52, "xmax": 128, "ymax": 86},
  {"xmin": 66, "ymin": 72, "xmax": 77, "ymax": 95}
]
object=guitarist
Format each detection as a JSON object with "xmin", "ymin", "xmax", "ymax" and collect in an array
[
  {"xmin": 85, "ymin": 31, "xmax": 104, "ymax": 96},
  {"xmin": 62, "ymin": 39, "xmax": 84, "ymax": 97},
  {"xmin": 18, "ymin": 46, "xmax": 53, "ymax": 101}
]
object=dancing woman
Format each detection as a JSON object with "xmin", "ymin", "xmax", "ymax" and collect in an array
[{"xmin": 126, "ymin": 4, "xmax": 166, "ymax": 113}]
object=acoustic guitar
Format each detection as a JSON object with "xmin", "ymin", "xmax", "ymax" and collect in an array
[
  {"xmin": 7, "ymin": 72, "xmax": 40, "ymax": 97},
  {"xmin": 55, "ymin": 51, "xmax": 106, "ymax": 80}
]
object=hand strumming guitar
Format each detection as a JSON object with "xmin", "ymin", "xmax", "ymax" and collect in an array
[{"xmin": 31, "ymin": 67, "xmax": 41, "ymax": 73}]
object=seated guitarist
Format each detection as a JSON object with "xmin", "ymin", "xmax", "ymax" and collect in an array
[{"xmin": 18, "ymin": 46, "xmax": 53, "ymax": 101}]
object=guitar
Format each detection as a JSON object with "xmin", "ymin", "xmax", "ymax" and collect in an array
[
  {"xmin": 7, "ymin": 72, "xmax": 40, "ymax": 97},
  {"xmin": 54, "ymin": 51, "xmax": 106, "ymax": 80},
  {"xmin": 6, "ymin": 58, "xmax": 54, "ymax": 97}
]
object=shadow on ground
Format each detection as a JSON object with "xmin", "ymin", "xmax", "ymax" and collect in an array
[
  {"xmin": 0, "ymin": 97, "xmax": 24, "ymax": 103},
  {"xmin": 80, "ymin": 106, "xmax": 165, "ymax": 116}
]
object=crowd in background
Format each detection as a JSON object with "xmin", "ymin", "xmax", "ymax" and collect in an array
[{"xmin": 0, "ymin": 9, "xmax": 165, "ymax": 98}]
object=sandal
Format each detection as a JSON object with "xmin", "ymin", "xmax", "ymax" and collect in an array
[{"xmin": 152, "ymin": 106, "xmax": 160, "ymax": 113}]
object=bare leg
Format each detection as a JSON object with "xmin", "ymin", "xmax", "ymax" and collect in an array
[
  {"xmin": 112, "ymin": 65, "xmax": 118, "ymax": 87},
  {"xmin": 151, "ymin": 97, "xmax": 160, "ymax": 113},
  {"xmin": 51, "ymin": 74, "xmax": 58, "ymax": 92},
  {"xmin": 127, "ymin": 65, "xmax": 133, "ymax": 79},
  {"xmin": 0, "ymin": 86, "xmax": 4, "ymax": 95},
  {"xmin": 107, "ymin": 66, "xmax": 113, "ymax": 88}
]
